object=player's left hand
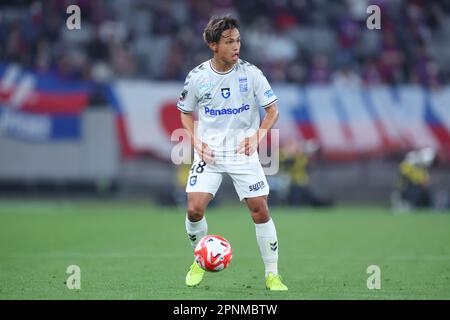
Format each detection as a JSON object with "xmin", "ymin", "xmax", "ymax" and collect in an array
[{"xmin": 236, "ymin": 134, "xmax": 259, "ymax": 156}]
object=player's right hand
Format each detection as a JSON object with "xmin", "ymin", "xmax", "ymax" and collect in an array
[{"xmin": 194, "ymin": 141, "xmax": 215, "ymax": 164}]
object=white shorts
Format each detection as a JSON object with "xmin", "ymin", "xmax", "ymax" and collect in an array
[{"xmin": 185, "ymin": 153, "xmax": 270, "ymax": 201}]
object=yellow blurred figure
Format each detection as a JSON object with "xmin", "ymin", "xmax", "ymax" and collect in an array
[
  {"xmin": 394, "ymin": 148, "xmax": 435, "ymax": 209},
  {"xmin": 279, "ymin": 138, "xmax": 333, "ymax": 207}
]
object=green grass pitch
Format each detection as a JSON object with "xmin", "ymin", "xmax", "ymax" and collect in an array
[{"xmin": 0, "ymin": 200, "xmax": 449, "ymax": 300}]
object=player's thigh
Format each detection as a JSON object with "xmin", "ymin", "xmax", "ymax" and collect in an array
[{"xmin": 228, "ymin": 162, "xmax": 270, "ymax": 202}]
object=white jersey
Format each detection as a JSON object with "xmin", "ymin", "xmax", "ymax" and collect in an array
[{"xmin": 177, "ymin": 59, "xmax": 277, "ymax": 162}]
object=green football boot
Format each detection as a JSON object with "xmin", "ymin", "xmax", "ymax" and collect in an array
[
  {"xmin": 265, "ymin": 272, "xmax": 288, "ymax": 291},
  {"xmin": 185, "ymin": 261, "xmax": 205, "ymax": 287}
]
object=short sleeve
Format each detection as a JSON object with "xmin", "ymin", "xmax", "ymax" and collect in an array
[
  {"xmin": 177, "ymin": 75, "xmax": 197, "ymax": 113},
  {"xmin": 253, "ymin": 68, "xmax": 278, "ymax": 108}
]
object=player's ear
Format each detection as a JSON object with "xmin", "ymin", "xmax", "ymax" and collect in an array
[{"xmin": 208, "ymin": 42, "xmax": 218, "ymax": 53}]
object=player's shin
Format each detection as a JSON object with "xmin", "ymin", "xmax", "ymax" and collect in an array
[
  {"xmin": 185, "ymin": 215, "xmax": 208, "ymax": 249},
  {"xmin": 255, "ymin": 218, "xmax": 279, "ymax": 277}
]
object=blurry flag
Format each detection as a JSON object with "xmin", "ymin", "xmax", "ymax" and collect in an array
[
  {"xmin": 292, "ymin": 85, "xmax": 450, "ymax": 161},
  {"xmin": 106, "ymin": 79, "xmax": 450, "ymax": 161},
  {"xmin": 106, "ymin": 80, "xmax": 183, "ymax": 159},
  {"xmin": 0, "ymin": 63, "xmax": 91, "ymax": 141}
]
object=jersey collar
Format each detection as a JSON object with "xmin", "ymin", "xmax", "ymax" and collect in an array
[{"xmin": 209, "ymin": 59, "xmax": 237, "ymax": 75}]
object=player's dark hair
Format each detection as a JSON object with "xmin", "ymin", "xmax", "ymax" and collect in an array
[{"xmin": 203, "ymin": 15, "xmax": 240, "ymax": 44}]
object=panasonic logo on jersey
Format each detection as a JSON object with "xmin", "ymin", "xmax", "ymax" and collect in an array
[{"xmin": 204, "ymin": 104, "xmax": 250, "ymax": 116}]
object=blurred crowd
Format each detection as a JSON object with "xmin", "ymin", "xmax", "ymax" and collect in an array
[{"xmin": 1, "ymin": 0, "xmax": 450, "ymax": 88}]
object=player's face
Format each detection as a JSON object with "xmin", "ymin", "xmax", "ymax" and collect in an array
[{"xmin": 213, "ymin": 28, "xmax": 240, "ymax": 64}]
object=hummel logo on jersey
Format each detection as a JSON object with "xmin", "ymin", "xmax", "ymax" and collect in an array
[
  {"xmin": 189, "ymin": 234, "xmax": 197, "ymax": 242},
  {"xmin": 204, "ymin": 104, "xmax": 250, "ymax": 116},
  {"xmin": 249, "ymin": 181, "xmax": 265, "ymax": 192},
  {"xmin": 270, "ymin": 241, "xmax": 278, "ymax": 251},
  {"xmin": 221, "ymin": 88, "xmax": 231, "ymax": 99}
]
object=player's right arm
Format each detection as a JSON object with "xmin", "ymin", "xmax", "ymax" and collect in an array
[
  {"xmin": 180, "ymin": 112, "xmax": 215, "ymax": 164},
  {"xmin": 177, "ymin": 74, "xmax": 215, "ymax": 164}
]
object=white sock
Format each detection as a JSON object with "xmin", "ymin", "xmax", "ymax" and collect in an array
[
  {"xmin": 185, "ymin": 215, "xmax": 208, "ymax": 250},
  {"xmin": 255, "ymin": 218, "xmax": 279, "ymax": 277}
]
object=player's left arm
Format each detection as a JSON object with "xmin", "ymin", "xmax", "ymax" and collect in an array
[
  {"xmin": 237, "ymin": 66, "xmax": 279, "ymax": 156},
  {"xmin": 236, "ymin": 102, "xmax": 279, "ymax": 156}
]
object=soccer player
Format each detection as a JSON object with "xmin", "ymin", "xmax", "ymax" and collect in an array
[{"xmin": 177, "ymin": 15, "xmax": 288, "ymax": 291}]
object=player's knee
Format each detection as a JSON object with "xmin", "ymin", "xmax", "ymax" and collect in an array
[
  {"xmin": 187, "ymin": 204, "xmax": 206, "ymax": 222},
  {"xmin": 250, "ymin": 204, "xmax": 270, "ymax": 223}
]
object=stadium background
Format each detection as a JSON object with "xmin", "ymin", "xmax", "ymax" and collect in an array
[{"xmin": 1, "ymin": 0, "xmax": 450, "ymax": 300}]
